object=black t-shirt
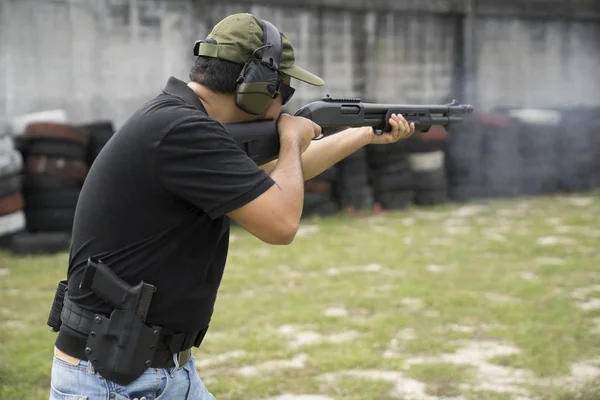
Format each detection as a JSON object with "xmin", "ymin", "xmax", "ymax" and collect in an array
[{"xmin": 64, "ymin": 76, "xmax": 275, "ymax": 334}]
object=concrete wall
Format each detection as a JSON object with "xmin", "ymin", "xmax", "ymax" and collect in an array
[
  {"xmin": 368, "ymin": 12, "xmax": 460, "ymax": 104},
  {"xmin": 1, "ymin": 0, "xmax": 599, "ymax": 130},
  {"xmin": 0, "ymin": 0, "xmax": 200, "ymax": 128},
  {"xmin": 475, "ymin": 17, "xmax": 600, "ymax": 111}
]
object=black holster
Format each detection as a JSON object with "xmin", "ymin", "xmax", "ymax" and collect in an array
[
  {"xmin": 85, "ymin": 309, "xmax": 162, "ymax": 385},
  {"xmin": 48, "ymin": 257, "xmax": 207, "ymax": 386}
]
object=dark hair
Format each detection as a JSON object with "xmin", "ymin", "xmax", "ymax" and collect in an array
[{"xmin": 189, "ymin": 56, "xmax": 244, "ymax": 95}]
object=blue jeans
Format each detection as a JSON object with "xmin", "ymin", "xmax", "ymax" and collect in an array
[{"xmin": 49, "ymin": 347, "xmax": 216, "ymax": 400}]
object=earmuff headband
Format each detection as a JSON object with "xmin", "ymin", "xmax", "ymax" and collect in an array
[{"xmin": 259, "ymin": 20, "xmax": 282, "ymax": 71}]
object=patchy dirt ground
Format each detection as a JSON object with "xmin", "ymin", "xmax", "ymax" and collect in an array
[{"xmin": 2, "ymin": 193, "xmax": 600, "ymax": 400}]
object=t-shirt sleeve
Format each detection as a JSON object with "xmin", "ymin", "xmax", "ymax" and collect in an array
[{"xmin": 156, "ymin": 117, "xmax": 276, "ymax": 219}]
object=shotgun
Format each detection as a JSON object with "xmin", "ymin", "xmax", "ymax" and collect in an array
[{"xmin": 224, "ymin": 95, "xmax": 474, "ymax": 165}]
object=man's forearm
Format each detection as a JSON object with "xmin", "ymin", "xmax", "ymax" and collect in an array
[
  {"xmin": 269, "ymin": 137, "xmax": 305, "ymax": 223},
  {"xmin": 261, "ymin": 127, "xmax": 372, "ymax": 180},
  {"xmin": 301, "ymin": 127, "xmax": 372, "ymax": 180}
]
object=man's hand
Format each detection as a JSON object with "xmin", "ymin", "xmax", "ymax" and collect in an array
[
  {"xmin": 277, "ymin": 114, "xmax": 322, "ymax": 154},
  {"xmin": 261, "ymin": 114, "xmax": 415, "ymax": 180},
  {"xmin": 368, "ymin": 113, "xmax": 415, "ymax": 145}
]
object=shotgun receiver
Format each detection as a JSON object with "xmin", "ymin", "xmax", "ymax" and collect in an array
[{"xmin": 223, "ymin": 95, "xmax": 474, "ymax": 165}]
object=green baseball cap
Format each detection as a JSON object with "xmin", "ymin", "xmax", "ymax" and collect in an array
[{"xmin": 195, "ymin": 13, "xmax": 324, "ymax": 86}]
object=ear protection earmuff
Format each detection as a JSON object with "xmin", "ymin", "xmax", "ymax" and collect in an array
[{"xmin": 234, "ymin": 20, "xmax": 284, "ymax": 116}]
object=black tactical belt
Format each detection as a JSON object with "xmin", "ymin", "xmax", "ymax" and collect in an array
[
  {"xmin": 57, "ymin": 297, "xmax": 207, "ymax": 369},
  {"xmin": 55, "ymin": 329, "xmax": 195, "ymax": 369}
]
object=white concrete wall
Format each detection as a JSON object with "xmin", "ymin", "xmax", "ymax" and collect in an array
[
  {"xmin": 0, "ymin": 0, "xmax": 201, "ymax": 128},
  {"xmin": 475, "ymin": 18, "xmax": 600, "ymax": 111},
  {"xmin": 1, "ymin": 0, "xmax": 599, "ymax": 129},
  {"xmin": 368, "ymin": 12, "xmax": 459, "ymax": 104}
]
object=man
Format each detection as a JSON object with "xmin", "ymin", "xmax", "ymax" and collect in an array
[{"xmin": 49, "ymin": 13, "xmax": 414, "ymax": 399}]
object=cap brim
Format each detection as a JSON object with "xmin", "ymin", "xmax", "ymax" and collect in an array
[{"xmin": 281, "ymin": 64, "xmax": 324, "ymax": 86}]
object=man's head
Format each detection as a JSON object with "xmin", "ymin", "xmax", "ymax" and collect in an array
[{"xmin": 189, "ymin": 13, "xmax": 324, "ymax": 120}]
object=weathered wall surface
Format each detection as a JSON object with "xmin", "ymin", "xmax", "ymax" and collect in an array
[
  {"xmin": 0, "ymin": 0, "xmax": 599, "ymax": 129},
  {"xmin": 0, "ymin": 0, "xmax": 200, "ymax": 128},
  {"xmin": 475, "ymin": 17, "xmax": 600, "ymax": 111},
  {"xmin": 367, "ymin": 13, "xmax": 460, "ymax": 104}
]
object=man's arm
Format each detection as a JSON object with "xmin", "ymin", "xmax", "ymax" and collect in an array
[
  {"xmin": 260, "ymin": 127, "xmax": 373, "ymax": 180},
  {"xmin": 227, "ymin": 133, "xmax": 305, "ymax": 245},
  {"xmin": 261, "ymin": 114, "xmax": 414, "ymax": 180},
  {"xmin": 157, "ymin": 115, "xmax": 317, "ymax": 246},
  {"xmin": 226, "ymin": 115, "xmax": 321, "ymax": 245},
  {"xmin": 227, "ymin": 114, "xmax": 410, "ymax": 244}
]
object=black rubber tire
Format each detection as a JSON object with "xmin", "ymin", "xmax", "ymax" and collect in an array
[
  {"xmin": 444, "ymin": 121, "xmax": 483, "ymax": 194},
  {"xmin": 414, "ymin": 190, "xmax": 448, "ymax": 206},
  {"xmin": 23, "ymin": 188, "xmax": 80, "ymax": 209},
  {"xmin": 376, "ymin": 190, "xmax": 415, "ymax": 210},
  {"xmin": 555, "ymin": 108, "xmax": 593, "ymax": 193},
  {"xmin": 517, "ymin": 119, "xmax": 559, "ymax": 196},
  {"xmin": 28, "ymin": 139, "xmax": 87, "ymax": 161},
  {"xmin": 448, "ymin": 185, "xmax": 481, "ymax": 203},
  {"xmin": 303, "ymin": 200, "xmax": 338, "ymax": 217},
  {"xmin": 25, "ymin": 208, "xmax": 75, "ymax": 232},
  {"xmin": 315, "ymin": 166, "xmax": 337, "ymax": 182},
  {"xmin": 304, "ymin": 192, "xmax": 331, "ymax": 209},
  {"xmin": 337, "ymin": 149, "xmax": 369, "ymax": 187},
  {"xmin": 589, "ymin": 113, "xmax": 600, "ymax": 189},
  {"xmin": 23, "ymin": 173, "xmax": 82, "ymax": 190},
  {"xmin": 79, "ymin": 121, "xmax": 115, "ymax": 166},
  {"xmin": 371, "ymin": 171, "xmax": 413, "ymax": 193},
  {"xmin": 413, "ymin": 169, "xmax": 447, "ymax": 191},
  {"xmin": 339, "ymin": 159, "xmax": 369, "ymax": 176},
  {"xmin": 370, "ymin": 157, "xmax": 411, "ymax": 175},
  {"xmin": 406, "ymin": 134, "xmax": 445, "ymax": 153},
  {"xmin": 0, "ymin": 175, "xmax": 22, "ymax": 198},
  {"xmin": 0, "ymin": 232, "xmax": 21, "ymax": 248},
  {"xmin": 9, "ymin": 231, "xmax": 71, "ymax": 255},
  {"xmin": 338, "ymin": 186, "xmax": 374, "ymax": 210},
  {"xmin": 366, "ymin": 146, "xmax": 410, "ymax": 169},
  {"xmin": 337, "ymin": 173, "xmax": 369, "ymax": 188},
  {"xmin": 480, "ymin": 122, "xmax": 521, "ymax": 198},
  {"xmin": 445, "ymin": 154, "xmax": 481, "ymax": 186},
  {"xmin": 13, "ymin": 136, "xmax": 28, "ymax": 157}
]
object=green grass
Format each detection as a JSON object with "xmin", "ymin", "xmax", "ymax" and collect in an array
[{"xmin": 1, "ymin": 192, "xmax": 600, "ymax": 399}]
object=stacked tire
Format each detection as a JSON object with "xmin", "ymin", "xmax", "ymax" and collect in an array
[
  {"xmin": 78, "ymin": 121, "xmax": 115, "ymax": 167},
  {"xmin": 21, "ymin": 123, "xmax": 89, "ymax": 234},
  {"xmin": 302, "ymin": 167, "xmax": 338, "ymax": 218},
  {"xmin": 0, "ymin": 130, "xmax": 26, "ymax": 245},
  {"xmin": 556, "ymin": 106, "xmax": 595, "ymax": 193},
  {"xmin": 444, "ymin": 119, "xmax": 483, "ymax": 202},
  {"xmin": 509, "ymin": 109, "xmax": 561, "ymax": 196},
  {"xmin": 478, "ymin": 114, "xmax": 522, "ymax": 198},
  {"xmin": 366, "ymin": 141, "xmax": 414, "ymax": 210},
  {"xmin": 590, "ymin": 108, "xmax": 600, "ymax": 189},
  {"xmin": 333, "ymin": 147, "xmax": 375, "ymax": 212},
  {"xmin": 407, "ymin": 134, "xmax": 449, "ymax": 206}
]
